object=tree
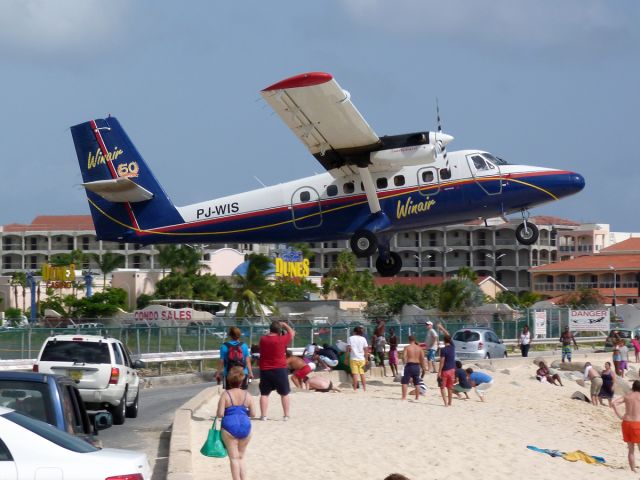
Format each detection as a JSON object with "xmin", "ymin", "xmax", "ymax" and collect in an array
[
  {"xmin": 66, "ymin": 288, "xmax": 128, "ymax": 318},
  {"xmin": 90, "ymin": 251, "xmax": 125, "ymax": 291},
  {"xmin": 557, "ymin": 288, "xmax": 605, "ymax": 308},
  {"xmin": 438, "ymin": 278, "xmax": 484, "ymax": 313},
  {"xmin": 50, "ymin": 249, "xmax": 86, "ymax": 268},
  {"xmin": 376, "ymin": 283, "xmax": 422, "ymax": 314},
  {"xmin": 234, "ymin": 254, "xmax": 276, "ymax": 319},
  {"xmin": 455, "ymin": 266, "xmax": 478, "ymax": 282},
  {"xmin": 10, "ymin": 272, "xmax": 27, "ymax": 312},
  {"xmin": 324, "ymin": 251, "xmax": 374, "ymax": 301},
  {"xmin": 273, "ymin": 277, "xmax": 319, "ymax": 302}
]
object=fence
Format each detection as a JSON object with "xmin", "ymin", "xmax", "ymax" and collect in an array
[{"xmin": 0, "ymin": 307, "xmax": 612, "ymax": 361}]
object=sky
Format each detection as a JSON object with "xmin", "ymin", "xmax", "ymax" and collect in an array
[{"xmin": 0, "ymin": 0, "xmax": 639, "ymax": 232}]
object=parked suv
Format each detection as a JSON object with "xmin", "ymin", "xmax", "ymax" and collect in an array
[
  {"xmin": 0, "ymin": 371, "xmax": 112, "ymax": 446},
  {"xmin": 452, "ymin": 327, "xmax": 507, "ymax": 360},
  {"xmin": 33, "ymin": 335, "xmax": 144, "ymax": 425}
]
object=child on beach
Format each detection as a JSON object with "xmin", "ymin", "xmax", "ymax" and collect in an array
[{"xmin": 216, "ymin": 366, "xmax": 256, "ymax": 480}]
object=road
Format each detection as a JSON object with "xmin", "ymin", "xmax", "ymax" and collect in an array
[{"xmin": 99, "ymin": 381, "xmax": 211, "ymax": 480}]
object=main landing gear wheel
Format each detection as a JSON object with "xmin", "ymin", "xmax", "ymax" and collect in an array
[
  {"xmin": 515, "ymin": 222, "xmax": 539, "ymax": 245},
  {"xmin": 350, "ymin": 230, "xmax": 378, "ymax": 258},
  {"xmin": 376, "ymin": 251, "xmax": 402, "ymax": 277}
]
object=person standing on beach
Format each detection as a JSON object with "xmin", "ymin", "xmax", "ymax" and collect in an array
[
  {"xmin": 217, "ymin": 327, "xmax": 253, "ymax": 390},
  {"xmin": 347, "ymin": 326, "xmax": 369, "ymax": 391},
  {"xmin": 258, "ymin": 321, "xmax": 295, "ymax": 421},
  {"xmin": 559, "ymin": 326, "xmax": 578, "ymax": 363},
  {"xmin": 401, "ymin": 335, "xmax": 426, "ymax": 400},
  {"xmin": 619, "ymin": 340, "xmax": 630, "ymax": 377},
  {"xmin": 612, "ymin": 380, "xmax": 640, "ymax": 472},
  {"xmin": 424, "ymin": 321, "xmax": 439, "ymax": 374},
  {"xmin": 599, "ymin": 361, "xmax": 617, "ymax": 407},
  {"xmin": 584, "ymin": 362, "xmax": 602, "ymax": 406},
  {"xmin": 438, "ymin": 333, "xmax": 456, "ymax": 406},
  {"xmin": 519, "ymin": 325, "xmax": 531, "ymax": 358},
  {"xmin": 632, "ymin": 335, "xmax": 640, "ymax": 363},
  {"xmin": 388, "ymin": 328, "xmax": 399, "ymax": 377}
]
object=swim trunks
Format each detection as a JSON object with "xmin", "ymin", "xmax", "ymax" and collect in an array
[
  {"xmin": 350, "ymin": 359, "xmax": 366, "ymax": 375},
  {"xmin": 427, "ymin": 349, "xmax": 437, "ymax": 362},
  {"xmin": 294, "ymin": 364, "xmax": 312, "ymax": 380},
  {"xmin": 401, "ymin": 362, "xmax": 421, "ymax": 385},
  {"xmin": 440, "ymin": 369, "xmax": 455, "ymax": 389},
  {"xmin": 562, "ymin": 345, "xmax": 572, "ymax": 361},
  {"xmin": 590, "ymin": 377, "xmax": 602, "ymax": 396},
  {"xmin": 453, "ymin": 384, "xmax": 472, "ymax": 393},
  {"xmin": 622, "ymin": 420, "xmax": 640, "ymax": 443},
  {"xmin": 259, "ymin": 368, "xmax": 291, "ymax": 396}
]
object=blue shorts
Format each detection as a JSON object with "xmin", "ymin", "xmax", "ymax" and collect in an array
[
  {"xmin": 401, "ymin": 363, "xmax": 421, "ymax": 385},
  {"xmin": 427, "ymin": 349, "xmax": 437, "ymax": 362}
]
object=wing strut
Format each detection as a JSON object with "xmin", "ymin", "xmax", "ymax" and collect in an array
[{"xmin": 358, "ymin": 167, "xmax": 381, "ymax": 214}]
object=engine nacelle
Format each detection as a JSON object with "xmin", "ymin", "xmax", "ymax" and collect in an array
[{"xmin": 369, "ymin": 144, "xmax": 436, "ymax": 168}]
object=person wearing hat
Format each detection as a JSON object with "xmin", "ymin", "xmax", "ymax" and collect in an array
[{"xmin": 424, "ymin": 321, "xmax": 439, "ymax": 374}]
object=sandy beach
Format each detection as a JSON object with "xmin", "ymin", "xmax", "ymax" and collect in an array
[{"xmin": 191, "ymin": 353, "xmax": 635, "ymax": 479}]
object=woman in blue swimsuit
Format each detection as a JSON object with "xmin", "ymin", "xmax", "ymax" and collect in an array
[{"xmin": 216, "ymin": 366, "xmax": 256, "ymax": 480}]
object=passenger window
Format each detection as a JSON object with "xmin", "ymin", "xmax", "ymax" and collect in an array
[
  {"xmin": 440, "ymin": 168, "xmax": 451, "ymax": 180},
  {"xmin": 343, "ymin": 182, "xmax": 355, "ymax": 194},
  {"xmin": 421, "ymin": 170, "xmax": 434, "ymax": 183},
  {"xmin": 472, "ymin": 155, "xmax": 488, "ymax": 170},
  {"xmin": 394, "ymin": 175, "xmax": 405, "ymax": 187},
  {"xmin": 113, "ymin": 343, "xmax": 124, "ymax": 365},
  {"xmin": 326, "ymin": 185, "xmax": 338, "ymax": 197},
  {"xmin": 64, "ymin": 386, "xmax": 85, "ymax": 434},
  {"xmin": 120, "ymin": 345, "xmax": 132, "ymax": 367},
  {"xmin": 300, "ymin": 191, "xmax": 310, "ymax": 202},
  {"xmin": 0, "ymin": 438, "xmax": 12, "ymax": 461},
  {"xmin": 376, "ymin": 177, "xmax": 388, "ymax": 189}
]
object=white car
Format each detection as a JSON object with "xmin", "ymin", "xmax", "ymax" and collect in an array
[
  {"xmin": 0, "ymin": 406, "xmax": 151, "ymax": 479},
  {"xmin": 33, "ymin": 335, "xmax": 144, "ymax": 425}
]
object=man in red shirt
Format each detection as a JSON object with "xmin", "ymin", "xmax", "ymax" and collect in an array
[{"xmin": 259, "ymin": 320, "xmax": 295, "ymax": 421}]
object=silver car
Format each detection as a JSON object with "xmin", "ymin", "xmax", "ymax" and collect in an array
[{"xmin": 452, "ymin": 327, "xmax": 507, "ymax": 360}]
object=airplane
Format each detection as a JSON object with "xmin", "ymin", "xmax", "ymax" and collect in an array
[{"xmin": 70, "ymin": 72, "xmax": 585, "ymax": 277}]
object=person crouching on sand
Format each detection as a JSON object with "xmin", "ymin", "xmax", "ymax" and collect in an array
[
  {"xmin": 401, "ymin": 335, "xmax": 426, "ymax": 400},
  {"xmin": 216, "ymin": 366, "xmax": 256, "ymax": 480},
  {"xmin": 466, "ymin": 368, "xmax": 493, "ymax": 402},
  {"xmin": 612, "ymin": 380, "xmax": 640, "ymax": 472}
]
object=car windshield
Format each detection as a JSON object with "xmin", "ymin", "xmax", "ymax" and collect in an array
[
  {"xmin": 610, "ymin": 330, "xmax": 631, "ymax": 339},
  {"xmin": 453, "ymin": 331, "xmax": 481, "ymax": 342},
  {"xmin": 41, "ymin": 341, "xmax": 110, "ymax": 364},
  {"xmin": 5, "ymin": 411, "xmax": 97, "ymax": 453},
  {"xmin": 0, "ymin": 380, "xmax": 53, "ymax": 424}
]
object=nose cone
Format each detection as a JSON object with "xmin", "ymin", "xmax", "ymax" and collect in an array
[{"xmin": 570, "ymin": 172, "xmax": 585, "ymax": 193}]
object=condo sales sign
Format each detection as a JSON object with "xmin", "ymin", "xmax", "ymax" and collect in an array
[{"xmin": 569, "ymin": 309, "xmax": 610, "ymax": 332}]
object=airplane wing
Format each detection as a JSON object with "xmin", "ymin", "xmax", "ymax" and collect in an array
[{"xmin": 261, "ymin": 72, "xmax": 382, "ymax": 172}]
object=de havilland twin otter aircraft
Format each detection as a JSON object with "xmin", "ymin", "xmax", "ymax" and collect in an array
[{"xmin": 71, "ymin": 72, "xmax": 585, "ymax": 277}]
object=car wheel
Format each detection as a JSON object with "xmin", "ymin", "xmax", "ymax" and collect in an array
[
  {"xmin": 126, "ymin": 388, "xmax": 139, "ymax": 418},
  {"xmin": 484, "ymin": 353, "xmax": 491, "ymax": 359},
  {"xmin": 111, "ymin": 392, "xmax": 127, "ymax": 425},
  {"xmin": 503, "ymin": 350, "xmax": 508, "ymax": 358}
]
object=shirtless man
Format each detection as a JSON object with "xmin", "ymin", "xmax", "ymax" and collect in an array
[
  {"xmin": 287, "ymin": 354, "xmax": 314, "ymax": 389},
  {"xmin": 307, "ymin": 375, "xmax": 341, "ymax": 393},
  {"xmin": 583, "ymin": 362, "xmax": 603, "ymax": 406},
  {"xmin": 559, "ymin": 326, "xmax": 578, "ymax": 363},
  {"xmin": 401, "ymin": 335, "xmax": 426, "ymax": 400},
  {"xmin": 612, "ymin": 380, "xmax": 640, "ymax": 472}
]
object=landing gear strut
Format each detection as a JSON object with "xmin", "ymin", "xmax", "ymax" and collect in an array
[{"xmin": 515, "ymin": 210, "xmax": 539, "ymax": 245}]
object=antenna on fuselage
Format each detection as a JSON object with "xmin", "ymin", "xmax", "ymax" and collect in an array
[{"xmin": 254, "ymin": 176, "xmax": 267, "ymax": 188}]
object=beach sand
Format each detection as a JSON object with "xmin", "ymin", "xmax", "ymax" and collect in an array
[{"xmin": 191, "ymin": 354, "xmax": 636, "ymax": 479}]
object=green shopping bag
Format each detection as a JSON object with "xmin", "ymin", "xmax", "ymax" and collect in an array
[{"xmin": 200, "ymin": 417, "xmax": 227, "ymax": 458}]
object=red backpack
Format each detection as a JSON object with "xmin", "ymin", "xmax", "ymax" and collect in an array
[{"xmin": 224, "ymin": 342, "xmax": 246, "ymax": 369}]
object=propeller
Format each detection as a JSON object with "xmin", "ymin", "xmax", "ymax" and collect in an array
[{"xmin": 435, "ymin": 98, "xmax": 449, "ymax": 170}]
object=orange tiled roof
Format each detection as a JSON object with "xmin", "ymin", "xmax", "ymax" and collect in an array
[
  {"xmin": 601, "ymin": 237, "xmax": 640, "ymax": 254},
  {"xmin": 531, "ymin": 253, "xmax": 640, "ymax": 272},
  {"xmin": 374, "ymin": 277, "xmax": 444, "ymax": 287},
  {"xmin": 3, "ymin": 215, "xmax": 94, "ymax": 232},
  {"xmin": 529, "ymin": 216, "xmax": 580, "ymax": 226}
]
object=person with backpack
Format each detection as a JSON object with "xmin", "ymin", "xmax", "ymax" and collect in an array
[{"xmin": 217, "ymin": 327, "xmax": 253, "ymax": 390}]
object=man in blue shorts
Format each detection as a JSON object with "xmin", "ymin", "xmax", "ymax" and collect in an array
[
  {"xmin": 401, "ymin": 336, "xmax": 426, "ymax": 400},
  {"xmin": 559, "ymin": 326, "xmax": 578, "ymax": 363}
]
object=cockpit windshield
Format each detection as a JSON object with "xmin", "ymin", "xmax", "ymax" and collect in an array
[{"xmin": 482, "ymin": 153, "xmax": 509, "ymax": 165}]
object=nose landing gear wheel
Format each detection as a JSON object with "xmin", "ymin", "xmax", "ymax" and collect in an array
[
  {"xmin": 350, "ymin": 230, "xmax": 378, "ymax": 258},
  {"xmin": 515, "ymin": 222, "xmax": 539, "ymax": 245},
  {"xmin": 375, "ymin": 251, "xmax": 402, "ymax": 277}
]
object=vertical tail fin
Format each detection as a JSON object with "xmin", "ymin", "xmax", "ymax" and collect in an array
[{"xmin": 71, "ymin": 116, "xmax": 183, "ymax": 241}]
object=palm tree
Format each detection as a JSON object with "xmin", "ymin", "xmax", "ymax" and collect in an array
[
  {"xmin": 10, "ymin": 272, "xmax": 27, "ymax": 312},
  {"xmin": 90, "ymin": 251, "xmax": 125, "ymax": 291},
  {"xmin": 234, "ymin": 254, "xmax": 275, "ymax": 319}
]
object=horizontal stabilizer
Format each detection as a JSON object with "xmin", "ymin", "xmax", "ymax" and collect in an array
[{"xmin": 82, "ymin": 178, "xmax": 154, "ymax": 203}]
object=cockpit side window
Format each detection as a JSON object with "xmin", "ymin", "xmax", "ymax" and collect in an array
[
  {"xmin": 472, "ymin": 155, "xmax": 488, "ymax": 171},
  {"xmin": 483, "ymin": 153, "xmax": 508, "ymax": 166}
]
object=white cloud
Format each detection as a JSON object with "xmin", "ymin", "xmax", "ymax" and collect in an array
[
  {"xmin": 0, "ymin": 0, "xmax": 130, "ymax": 57},
  {"xmin": 341, "ymin": 0, "xmax": 632, "ymax": 52}
]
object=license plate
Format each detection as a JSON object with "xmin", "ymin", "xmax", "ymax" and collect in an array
[{"xmin": 69, "ymin": 370, "xmax": 83, "ymax": 382}]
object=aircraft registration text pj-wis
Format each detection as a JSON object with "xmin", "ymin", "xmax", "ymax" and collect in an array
[{"xmin": 70, "ymin": 72, "xmax": 585, "ymax": 276}]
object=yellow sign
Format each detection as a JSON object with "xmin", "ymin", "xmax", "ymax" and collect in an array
[
  {"xmin": 42, "ymin": 264, "xmax": 76, "ymax": 282},
  {"xmin": 275, "ymin": 257, "xmax": 309, "ymax": 278}
]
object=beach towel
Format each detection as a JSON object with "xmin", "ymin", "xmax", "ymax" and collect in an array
[
  {"xmin": 526, "ymin": 445, "xmax": 563, "ymax": 457},
  {"xmin": 527, "ymin": 446, "xmax": 605, "ymax": 465}
]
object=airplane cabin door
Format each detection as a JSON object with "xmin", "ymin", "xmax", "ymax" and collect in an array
[
  {"xmin": 290, "ymin": 186, "xmax": 323, "ymax": 229},
  {"xmin": 466, "ymin": 154, "xmax": 503, "ymax": 195}
]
